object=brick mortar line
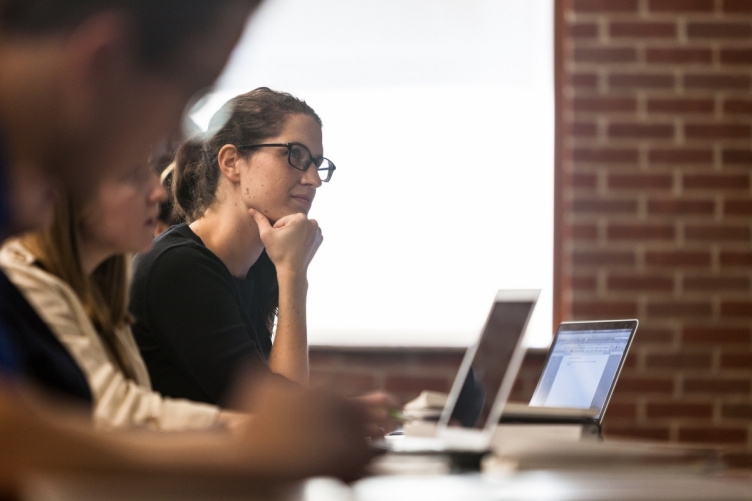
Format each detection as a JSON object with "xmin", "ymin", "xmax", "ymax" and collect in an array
[{"xmin": 569, "ymin": 14, "xmax": 752, "ymax": 22}]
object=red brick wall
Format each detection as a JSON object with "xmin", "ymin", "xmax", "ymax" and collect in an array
[
  {"xmin": 560, "ymin": 0, "xmax": 752, "ymax": 449},
  {"xmin": 310, "ymin": 347, "xmax": 545, "ymax": 407}
]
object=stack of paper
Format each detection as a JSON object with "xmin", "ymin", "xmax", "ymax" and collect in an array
[{"xmin": 401, "ymin": 390, "xmax": 448, "ymax": 421}]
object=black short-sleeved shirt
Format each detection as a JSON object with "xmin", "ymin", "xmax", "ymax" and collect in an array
[{"xmin": 130, "ymin": 224, "xmax": 277, "ymax": 406}]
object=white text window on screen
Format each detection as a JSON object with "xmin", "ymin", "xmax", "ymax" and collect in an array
[{"xmin": 190, "ymin": 0, "xmax": 554, "ymax": 348}]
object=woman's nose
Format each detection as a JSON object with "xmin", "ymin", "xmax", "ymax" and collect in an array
[{"xmin": 301, "ymin": 165, "xmax": 323, "ymax": 188}]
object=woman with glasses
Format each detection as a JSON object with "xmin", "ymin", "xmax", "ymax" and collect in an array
[{"xmin": 129, "ymin": 88, "xmax": 336, "ymax": 406}]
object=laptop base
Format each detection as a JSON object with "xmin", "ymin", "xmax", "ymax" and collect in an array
[
  {"xmin": 375, "ymin": 448, "xmax": 492, "ymax": 473},
  {"xmin": 446, "ymin": 449, "xmax": 491, "ymax": 472}
]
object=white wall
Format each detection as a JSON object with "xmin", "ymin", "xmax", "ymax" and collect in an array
[{"xmin": 190, "ymin": 0, "xmax": 554, "ymax": 347}]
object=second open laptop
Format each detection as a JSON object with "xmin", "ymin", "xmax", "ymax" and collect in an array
[
  {"xmin": 378, "ymin": 289, "xmax": 539, "ymax": 454},
  {"xmin": 502, "ymin": 319, "xmax": 638, "ymax": 425}
]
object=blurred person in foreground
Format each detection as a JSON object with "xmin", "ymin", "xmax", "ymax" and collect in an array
[
  {"xmin": 0, "ymin": 0, "xmax": 255, "ymax": 395},
  {"xmin": 0, "ymin": 0, "xmax": 373, "ymax": 496}
]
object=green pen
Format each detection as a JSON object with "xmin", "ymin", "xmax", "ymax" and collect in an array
[{"xmin": 388, "ymin": 409, "xmax": 409, "ymax": 421}]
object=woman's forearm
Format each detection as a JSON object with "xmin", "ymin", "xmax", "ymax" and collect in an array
[{"xmin": 266, "ymin": 270, "xmax": 309, "ymax": 385}]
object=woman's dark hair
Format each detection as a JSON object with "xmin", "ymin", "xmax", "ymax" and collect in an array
[
  {"xmin": 173, "ymin": 86, "xmax": 322, "ymax": 336},
  {"xmin": 157, "ymin": 167, "xmax": 182, "ymax": 229},
  {"xmin": 173, "ymin": 87, "xmax": 321, "ymax": 222},
  {"xmin": 153, "ymin": 149, "xmax": 182, "ymax": 230},
  {"xmin": 0, "ymin": 0, "xmax": 261, "ymax": 69}
]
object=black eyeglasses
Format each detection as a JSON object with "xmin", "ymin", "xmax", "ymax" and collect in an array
[{"xmin": 237, "ymin": 142, "xmax": 336, "ymax": 183}]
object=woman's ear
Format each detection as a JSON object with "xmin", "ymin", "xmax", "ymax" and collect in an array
[{"xmin": 217, "ymin": 144, "xmax": 242, "ymax": 182}]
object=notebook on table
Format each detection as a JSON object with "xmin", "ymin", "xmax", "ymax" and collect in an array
[
  {"xmin": 502, "ymin": 319, "xmax": 638, "ymax": 426},
  {"xmin": 376, "ymin": 289, "xmax": 539, "ymax": 454}
]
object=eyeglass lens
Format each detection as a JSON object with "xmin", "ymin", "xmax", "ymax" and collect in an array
[{"xmin": 288, "ymin": 144, "xmax": 334, "ymax": 182}]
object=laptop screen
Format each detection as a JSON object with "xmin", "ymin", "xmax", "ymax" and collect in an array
[
  {"xmin": 440, "ymin": 290, "xmax": 539, "ymax": 432},
  {"xmin": 529, "ymin": 320, "xmax": 638, "ymax": 420}
]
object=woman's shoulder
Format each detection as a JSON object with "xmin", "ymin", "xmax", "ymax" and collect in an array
[
  {"xmin": 137, "ymin": 224, "xmax": 219, "ymax": 267},
  {"xmin": 151, "ymin": 223, "xmax": 201, "ymax": 251},
  {"xmin": 0, "ymin": 240, "xmax": 88, "ymax": 324},
  {"xmin": 132, "ymin": 224, "xmax": 229, "ymax": 284},
  {"xmin": 0, "ymin": 239, "xmax": 65, "ymax": 291},
  {"xmin": 0, "ymin": 239, "xmax": 35, "ymax": 269}
]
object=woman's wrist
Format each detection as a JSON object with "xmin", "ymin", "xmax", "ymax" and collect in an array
[{"xmin": 275, "ymin": 269, "xmax": 308, "ymax": 289}]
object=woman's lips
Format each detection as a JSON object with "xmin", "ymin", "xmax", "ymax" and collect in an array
[{"xmin": 291, "ymin": 194, "xmax": 313, "ymax": 207}]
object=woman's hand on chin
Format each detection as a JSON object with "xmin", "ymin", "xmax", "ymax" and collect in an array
[{"xmin": 248, "ymin": 208, "xmax": 323, "ymax": 275}]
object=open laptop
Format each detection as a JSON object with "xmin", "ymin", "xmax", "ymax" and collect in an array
[
  {"xmin": 502, "ymin": 319, "xmax": 638, "ymax": 425},
  {"xmin": 379, "ymin": 289, "xmax": 539, "ymax": 454}
]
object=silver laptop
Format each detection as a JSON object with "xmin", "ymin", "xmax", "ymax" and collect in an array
[
  {"xmin": 381, "ymin": 289, "xmax": 539, "ymax": 453},
  {"xmin": 503, "ymin": 319, "xmax": 638, "ymax": 424}
]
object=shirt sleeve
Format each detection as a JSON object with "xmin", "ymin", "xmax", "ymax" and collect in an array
[
  {"xmin": 0, "ymin": 244, "xmax": 220, "ymax": 430},
  {"xmin": 138, "ymin": 244, "xmax": 274, "ymax": 405},
  {"xmin": 92, "ymin": 366, "xmax": 220, "ymax": 431}
]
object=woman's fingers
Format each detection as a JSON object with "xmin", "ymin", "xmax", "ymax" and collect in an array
[
  {"xmin": 249, "ymin": 209, "xmax": 323, "ymax": 272},
  {"xmin": 248, "ymin": 208, "xmax": 272, "ymax": 232}
]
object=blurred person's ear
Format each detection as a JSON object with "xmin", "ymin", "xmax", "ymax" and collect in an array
[
  {"xmin": 50, "ymin": 11, "xmax": 187, "ymax": 203},
  {"xmin": 52, "ymin": 5, "xmax": 251, "ymax": 201},
  {"xmin": 57, "ymin": 12, "xmax": 136, "ymax": 133},
  {"xmin": 37, "ymin": 11, "xmax": 149, "ymax": 201}
]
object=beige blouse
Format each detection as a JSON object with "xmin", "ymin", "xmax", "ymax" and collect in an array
[{"xmin": 0, "ymin": 240, "xmax": 220, "ymax": 431}]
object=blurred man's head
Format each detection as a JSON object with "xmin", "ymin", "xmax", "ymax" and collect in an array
[{"xmin": 0, "ymin": 0, "xmax": 260, "ymax": 233}]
